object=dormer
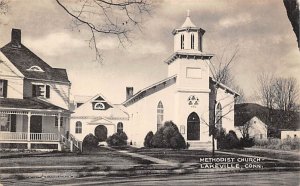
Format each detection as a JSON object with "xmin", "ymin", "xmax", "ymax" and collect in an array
[
  {"xmin": 172, "ymin": 10, "xmax": 205, "ymax": 52},
  {"xmin": 27, "ymin": 65, "xmax": 44, "ymax": 72}
]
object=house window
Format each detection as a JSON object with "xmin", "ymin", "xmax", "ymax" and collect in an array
[
  {"xmin": 216, "ymin": 103, "xmax": 222, "ymax": 129},
  {"xmin": 181, "ymin": 34, "xmax": 184, "ymax": 49},
  {"xmin": 117, "ymin": 122, "xmax": 123, "ymax": 133},
  {"xmin": 157, "ymin": 101, "xmax": 164, "ymax": 130},
  {"xmin": 260, "ymin": 134, "xmax": 263, "ymax": 139},
  {"xmin": 55, "ymin": 117, "xmax": 63, "ymax": 127},
  {"xmin": 32, "ymin": 84, "xmax": 50, "ymax": 98},
  {"xmin": 75, "ymin": 121, "xmax": 82, "ymax": 134},
  {"xmin": 191, "ymin": 34, "xmax": 194, "ymax": 49},
  {"xmin": 0, "ymin": 79, "xmax": 8, "ymax": 98},
  {"xmin": 0, "ymin": 114, "xmax": 11, "ymax": 131}
]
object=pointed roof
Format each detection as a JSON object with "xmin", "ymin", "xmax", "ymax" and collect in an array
[{"xmin": 181, "ymin": 10, "xmax": 196, "ymax": 28}]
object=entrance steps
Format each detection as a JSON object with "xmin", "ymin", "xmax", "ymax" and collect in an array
[{"xmin": 188, "ymin": 141, "xmax": 212, "ymax": 150}]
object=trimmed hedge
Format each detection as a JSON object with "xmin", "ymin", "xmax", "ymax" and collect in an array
[
  {"xmin": 82, "ymin": 133, "xmax": 99, "ymax": 151},
  {"xmin": 144, "ymin": 131, "xmax": 154, "ymax": 148},
  {"xmin": 148, "ymin": 121, "xmax": 186, "ymax": 149},
  {"xmin": 106, "ymin": 132, "xmax": 128, "ymax": 147}
]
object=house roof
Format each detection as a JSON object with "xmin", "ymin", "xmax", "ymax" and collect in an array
[
  {"xmin": 0, "ymin": 43, "xmax": 70, "ymax": 83},
  {"xmin": 122, "ymin": 75, "xmax": 177, "ymax": 107},
  {"xmin": 0, "ymin": 98, "xmax": 67, "ymax": 111}
]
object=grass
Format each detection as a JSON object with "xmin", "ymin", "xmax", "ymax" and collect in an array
[
  {"xmin": 221, "ymin": 148, "xmax": 300, "ymax": 161},
  {"xmin": 0, "ymin": 147, "xmax": 152, "ymax": 169},
  {"xmin": 129, "ymin": 148, "xmax": 243, "ymax": 163}
]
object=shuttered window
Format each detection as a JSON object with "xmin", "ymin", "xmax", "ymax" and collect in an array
[{"xmin": 0, "ymin": 79, "xmax": 8, "ymax": 98}]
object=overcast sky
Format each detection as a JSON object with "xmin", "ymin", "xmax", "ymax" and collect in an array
[{"xmin": 0, "ymin": 0, "xmax": 299, "ymax": 103}]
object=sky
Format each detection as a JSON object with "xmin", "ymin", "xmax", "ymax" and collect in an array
[{"xmin": 0, "ymin": 0, "xmax": 299, "ymax": 103}]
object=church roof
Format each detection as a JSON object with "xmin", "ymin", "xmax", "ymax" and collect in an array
[
  {"xmin": 164, "ymin": 51, "xmax": 214, "ymax": 65},
  {"xmin": 123, "ymin": 75, "xmax": 177, "ymax": 107},
  {"xmin": 181, "ymin": 12, "xmax": 196, "ymax": 28}
]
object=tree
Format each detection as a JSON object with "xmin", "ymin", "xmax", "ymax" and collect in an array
[
  {"xmin": 56, "ymin": 0, "xmax": 152, "ymax": 63},
  {"xmin": 256, "ymin": 72, "xmax": 276, "ymax": 109},
  {"xmin": 283, "ymin": 0, "xmax": 299, "ymax": 49},
  {"xmin": 0, "ymin": 0, "xmax": 7, "ymax": 15},
  {"xmin": 273, "ymin": 77, "xmax": 299, "ymax": 112}
]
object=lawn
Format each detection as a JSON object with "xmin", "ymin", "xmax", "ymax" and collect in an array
[
  {"xmin": 0, "ymin": 147, "xmax": 152, "ymax": 169},
  {"xmin": 129, "ymin": 148, "xmax": 243, "ymax": 163}
]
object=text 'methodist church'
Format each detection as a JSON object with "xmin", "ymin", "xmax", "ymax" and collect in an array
[{"xmin": 71, "ymin": 12, "xmax": 239, "ymax": 148}]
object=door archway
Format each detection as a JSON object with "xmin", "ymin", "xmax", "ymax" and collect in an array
[
  {"xmin": 94, "ymin": 125, "xmax": 108, "ymax": 142},
  {"xmin": 187, "ymin": 112, "xmax": 200, "ymax": 140}
]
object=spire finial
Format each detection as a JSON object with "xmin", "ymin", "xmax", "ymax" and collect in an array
[{"xmin": 187, "ymin": 9, "xmax": 190, "ymax": 17}]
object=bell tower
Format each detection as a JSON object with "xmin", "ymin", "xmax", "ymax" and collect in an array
[{"xmin": 172, "ymin": 10, "xmax": 205, "ymax": 52}]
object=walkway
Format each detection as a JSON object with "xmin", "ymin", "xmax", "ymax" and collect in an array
[{"xmin": 118, "ymin": 150, "xmax": 179, "ymax": 167}]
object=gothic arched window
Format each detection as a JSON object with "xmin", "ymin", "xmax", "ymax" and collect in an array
[
  {"xmin": 216, "ymin": 103, "xmax": 222, "ymax": 129},
  {"xmin": 117, "ymin": 122, "xmax": 123, "ymax": 133},
  {"xmin": 157, "ymin": 101, "xmax": 164, "ymax": 130}
]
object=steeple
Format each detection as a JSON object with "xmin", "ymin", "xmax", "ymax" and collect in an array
[
  {"xmin": 181, "ymin": 10, "xmax": 196, "ymax": 28},
  {"xmin": 172, "ymin": 11, "xmax": 205, "ymax": 52}
]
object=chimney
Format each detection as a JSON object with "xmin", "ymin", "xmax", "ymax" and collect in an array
[
  {"xmin": 126, "ymin": 87, "xmax": 134, "ymax": 100},
  {"xmin": 11, "ymin": 28, "xmax": 21, "ymax": 48}
]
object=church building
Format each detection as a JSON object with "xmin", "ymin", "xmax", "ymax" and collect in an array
[{"xmin": 70, "ymin": 13, "xmax": 239, "ymax": 149}]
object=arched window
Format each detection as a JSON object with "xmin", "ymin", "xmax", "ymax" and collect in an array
[
  {"xmin": 181, "ymin": 34, "xmax": 184, "ymax": 49},
  {"xmin": 216, "ymin": 103, "xmax": 222, "ymax": 129},
  {"xmin": 191, "ymin": 34, "xmax": 194, "ymax": 49},
  {"xmin": 117, "ymin": 122, "xmax": 123, "ymax": 133},
  {"xmin": 157, "ymin": 101, "xmax": 164, "ymax": 130},
  {"xmin": 75, "ymin": 121, "xmax": 82, "ymax": 134}
]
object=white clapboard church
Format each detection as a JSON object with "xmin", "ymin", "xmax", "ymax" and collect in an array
[{"xmin": 71, "ymin": 13, "xmax": 239, "ymax": 148}]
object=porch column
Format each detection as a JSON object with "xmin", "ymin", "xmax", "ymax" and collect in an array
[
  {"xmin": 27, "ymin": 112, "xmax": 31, "ymax": 149},
  {"xmin": 57, "ymin": 113, "xmax": 61, "ymax": 134}
]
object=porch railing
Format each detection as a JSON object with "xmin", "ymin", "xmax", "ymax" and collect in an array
[
  {"xmin": 0, "ymin": 132, "xmax": 59, "ymax": 142},
  {"xmin": 0, "ymin": 132, "xmax": 27, "ymax": 140},
  {"xmin": 30, "ymin": 133, "xmax": 58, "ymax": 141}
]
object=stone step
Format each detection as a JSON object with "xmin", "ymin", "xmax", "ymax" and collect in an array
[{"xmin": 187, "ymin": 141, "xmax": 212, "ymax": 150}]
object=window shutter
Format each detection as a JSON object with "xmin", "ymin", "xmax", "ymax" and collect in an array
[
  {"xmin": 32, "ymin": 85, "xmax": 36, "ymax": 97},
  {"xmin": 3, "ymin": 80, "xmax": 7, "ymax": 98},
  {"xmin": 46, "ymin": 85, "xmax": 50, "ymax": 98}
]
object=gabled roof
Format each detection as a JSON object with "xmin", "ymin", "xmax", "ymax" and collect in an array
[
  {"xmin": 0, "ymin": 98, "xmax": 66, "ymax": 111},
  {"xmin": 122, "ymin": 75, "xmax": 177, "ymax": 107},
  {"xmin": 0, "ymin": 43, "xmax": 70, "ymax": 83},
  {"xmin": 209, "ymin": 77, "xmax": 240, "ymax": 96}
]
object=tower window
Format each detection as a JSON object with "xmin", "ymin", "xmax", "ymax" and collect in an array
[
  {"xmin": 181, "ymin": 34, "xmax": 184, "ymax": 49},
  {"xmin": 191, "ymin": 34, "xmax": 194, "ymax": 49}
]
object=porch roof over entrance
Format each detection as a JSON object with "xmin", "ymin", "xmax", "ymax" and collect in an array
[{"xmin": 0, "ymin": 98, "xmax": 69, "ymax": 116}]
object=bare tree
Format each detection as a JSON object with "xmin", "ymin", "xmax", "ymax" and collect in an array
[
  {"xmin": 237, "ymin": 121, "xmax": 252, "ymax": 139},
  {"xmin": 0, "ymin": 0, "xmax": 7, "ymax": 15},
  {"xmin": 273, "ymin": 77, "xmax": 299, "ymax": 111},
  {"xmin": 56, "ymin": 0, "xmax": 152, "ymax": 63},
  {"xmin": 256, "ymin": 72, "xmax": 275, "ymax": 109}
]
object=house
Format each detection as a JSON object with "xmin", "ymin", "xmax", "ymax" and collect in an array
[
  {"xmin": 235, "ymin": 103, "xmax": 300, "ymax": 138},
  {"xmin": 235, "ymin": 116, "xmax": 268, "ymax": 140},
  {"xmin": 0, "ymin": 29, "xmax": 77, "ymax": 151},
  {"xmin": 281, "ymin": 130, "xmax": 300, "ymax": 139},
  {"xmin": 70, "ymin": 94, "xmax": 129, "ymax": 142},
  {"xmin": 70, "ymin": 13, "xmax": 239, "ymax": 148}
]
